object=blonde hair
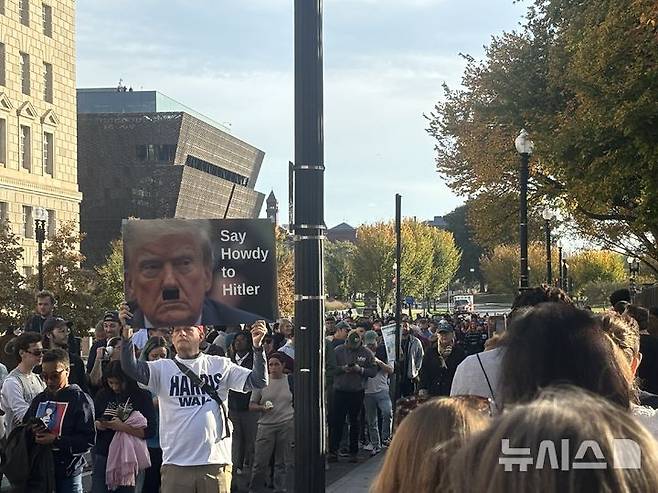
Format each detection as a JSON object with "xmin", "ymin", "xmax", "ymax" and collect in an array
[
  {"xmin": 371, "ymin": 397, "xmax": 490, "ymax": 493},
  {"xmin": 444, "ymin": 386, "xmax": 658, "ymax": 493}
]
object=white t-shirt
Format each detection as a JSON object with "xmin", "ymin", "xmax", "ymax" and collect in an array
[
  {"xmin": 450, "ymin": 346, "xmax": 504, "ymax": 411},
  {"xmin": 0, "ymin": 368, "xmax": 46, "ymax": 436},
  {"xmin": 147, "ymin": 353, "xmax": 251, "ymax": 466}
]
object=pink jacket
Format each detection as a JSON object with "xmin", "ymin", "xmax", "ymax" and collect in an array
[{"xmin": 106, "ymin": 411, "xmax": 151, "ymax": 489}]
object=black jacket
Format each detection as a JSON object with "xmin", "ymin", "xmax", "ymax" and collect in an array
[
  {"xmin": 24, "ymin": 384, "xmax": 96, "ymax": 479},
  {"xmin": 0, "ymin": 419, "xmax": 55, "ymax": 492},
  {"xmin": 130, "ymin": 298, "xmax": 263, "ymax": 329},
  {"xmin": 419, "ymin": 345, "xmax": 466, "ymax": 396},
  {"xmin": 229, "ymin": 351, "xmax": 255, "ymax": 412}
]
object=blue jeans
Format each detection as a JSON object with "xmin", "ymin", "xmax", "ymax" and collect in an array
[
  {"xmin": 56, "ymin": 474, "xmax": 83, "ymax": 493},
  {"xmin": 364, "ymin": 389, "xmax": 392, "ymax": 449}
]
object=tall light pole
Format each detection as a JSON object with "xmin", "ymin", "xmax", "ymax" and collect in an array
[
  {"xmin": 542, "ymin": 208, "xmax": 553, "ymax": 286},
  {"xmin": 627, "ymin": 256, "xmax": 640, "ymax": 301},
  {"xmin": 394, "ymin": 194, "xmax": 402, "ymax": 404},
  {"xmin": 293, "ymin": 0, "xmax": 325, "ymax": 489},
  {"xmin": 34, "ymin": 207, "xmax": 48, "ymax": 291},
  {"xmin": 515, "ymin": 129, "xmax": 533, "ymax": 291},
  {"xmin": 558, "ymin": 240, "xmax": 564, "ymax": 289}
]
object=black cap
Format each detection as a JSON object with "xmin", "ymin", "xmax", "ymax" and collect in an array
[
  {"xmin": 437, "ymin": 326, "xmax": 454, "ymax": 334},
  {"xmin": 103, "ymin": 311, "xmax": 120, "ymax": 323}
]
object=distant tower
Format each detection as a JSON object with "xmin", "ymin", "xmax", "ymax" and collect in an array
[{"xmin": 266, "ymin": 191, "xmax": 279, "ymax": 226}]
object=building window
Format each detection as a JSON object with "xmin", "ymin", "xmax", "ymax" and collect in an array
[
  {"xmin": 0, "ymin": 118, "xmax": 5, "ymax": 165},
  {"xmin": 19, "ymin": 0, "xmax": 29, "ymax": 26},
  {"xmin": 22, "ymin": 205, "xmax": 33, "ymax": 238},
  {"xmin": 20, "ymin": 52, "xmax": 30, "ymax": 95},
  {"xmin": 43, "ymin": 62, "xmax": 53, "ymax": 102},
  {"xmin": 185, "ymin": 155, "xmax": 250, "ymax": 186},
  {"xmin": 20, "ymin": 125, "xmax": 31, "ymax": 171},
  {"xmin": 46, "ymin": 208, "xmax": 55, "ymax": 237},
  {"xmin": 0, "ymin": 43, "xmax": 5, "ymax": 86},
  {"xmin": 43, "ymin": 131, "xmax": 53, "ymax": 175},
  {"xmin": 42, "ymin": 3, "xmax": 52, "ymax": 37},
  {"xmin": 0, "ymin": 201, "xmax": 7, "ymax": 223},
  {"xmin": 135, "ymin": 144, "xmax": 177, "ymax": 162},
  {"xmin": 0, "ymin": 0, "xmax": 5, "ymax": 15}
]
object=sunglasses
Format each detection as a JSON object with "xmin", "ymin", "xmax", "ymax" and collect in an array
[{"xmin": 26, "ymin": 349, "xmax": 44, "ymax": 357}]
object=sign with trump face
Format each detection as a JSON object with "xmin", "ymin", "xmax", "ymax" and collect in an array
[{"xmin": 122, "ymin": 218, "xmax": 278, "ymax": 329}]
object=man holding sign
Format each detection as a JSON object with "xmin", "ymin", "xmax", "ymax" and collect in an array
[
  {"xmin": 119, "ymin": 304, "xmax": 268, "ymax": 493},
  {"xmin": 123, "ymin": 219, "xmax": 262, "ymax": 328}
]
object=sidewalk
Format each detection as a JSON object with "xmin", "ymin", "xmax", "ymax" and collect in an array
[{"xmin": 326, "ymin": 452, "xmax": 385, "ymax": 493}]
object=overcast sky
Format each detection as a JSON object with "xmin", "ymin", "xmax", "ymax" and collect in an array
[{"xmin": 77, "ymin": 0, "xmax": 527, "ymax": 227}]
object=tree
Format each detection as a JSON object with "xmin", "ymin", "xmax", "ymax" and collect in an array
[
  {"xmin": 275, "ymin": 227, "xmax": 294, "ymax": 317},
  {"xmin": 30, "ymin": 222, "xmax": 99, "ymax": 335},
  {"xmin": 443, "ymin": 204, "xmax": 483, "ymax": 283},
  {"xmin": 94, "ymin": 238, "xmax": 125, "ymax": 312},
  {"xmin": 567, "ymin": 250, "xmax": 627, "ymax": 292},
  {"xmin": 0, "ymin": 221, "xmax": 32, "ymax": 327},
  {"xmin": 422, "ymin": 227, "xmax": 461, "ymax": 302},
  {"xmin": 399, "ymin": 219, "xmax": 434, "ymax": 300},
  {"xmin": 324, "ymin": 240, "xmax": 356, "ymax": 301},
  {"xmin": 426, "ymin": 0, "xmax": 658, "ymax": 272},
  {"xmin": 352, "ymin": 222, "xmax": 396, "ymax": 307},
  {"xmin": 481, "ymin": 243, "xmax": 559, "ymax": 295}
]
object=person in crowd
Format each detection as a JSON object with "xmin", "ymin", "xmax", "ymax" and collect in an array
[
  {"xmin": 23, "ymin": 289, "xmax": 56, "ymax": 333},
  {"xmin": 273, "ymin": 318, "xmax": 294, "ymax": 351},
  {"xmin": 0, "ymin": 360, "xmax": 7, "ymax": 438},
  {"xmin": 371, "ymin": 396, "xmax": 490, "ymax": 493},
  {"xmin": 138, "ymin": 336, "xmax": 170, "ymax": 493},
  {"xmin": 92, "ymin": 361, "xmax": 156, "ymax": 493},
  {"xmin": 610, "ymin": 287, "xmax": 632, "ymax": 310},
  {"xmin": 451, "ymin": 286, "xmax": 572, "ymax": 409},
  {"xmin": 123, "ymin": 219, "xmax": 261, "ymax": 328},
  {"xmin": 228, "ymin": 330, "xmax": 259, "ymax": 488},
  {"xmin": 88, "ymin": 312, "xmax": 122, "ymax": 373},
  {"xmin": 419, "ymin": 325, "xmax": 466, "ymax": 397},
  {"xmin": 498, "ymin": 303, "xmax": 633, "ymax": 411},
  {"xmin": 278, "ymin": 323, "xmax": 295, "ymax": 360},
  {"xmin": 262, "ymin": 334, "xmax": 276, "ymax": 358},
  {"xmin": 443, "ymin": 387, "xmax": 658, "ymax": 493},
  {"xmin": 599, "ymin": 311, "xmax": 658, "ymax": 436},
  {"xmin": 249, "ymin": 353, "xmax": 294, "ymax": 493},
  {"xmin": 42, "ymin": 317, "xmax": 89, "ymax": 394},
  {"xmin": 325, "ymin": 316, "xmax": 337, "ymax": 340},
  {"xmin": 460, "ymin": 317, "xmax": 488, "ymax": 356},
  {"xmin": 24, "ymin": 348, "xmax": 96, "ymax": 493},
  {"xmin": 90, "ymin": 337, "xmax": 123, "ymax": 388},
  {"xmin": 363, "ymin": 330, "xmax": 393, "ymax": 455},
  {"xmin": 624, "ymin": 304, "xmax": 658, "ymax": 395},
  {"xmin": 0, "ymin": 332, "xmax": 46, "ymax": 437},
  {"xmin": 119, "ymin": 302, "xmax": 268, "ymax": 493},
  {"xmin": 0, "ymin": 326, "xmax": 22, "ymax": 371},
  {"xmin": 331, "ymin": 321, "xmax": 350, "ymax": 348},
  {"xmin": 329, "ymin": 330, "xmax": 377, "ymax": 463},
  {"xmin": 399, "ymin": 317, "xmax": 424, "ymax": 397}
]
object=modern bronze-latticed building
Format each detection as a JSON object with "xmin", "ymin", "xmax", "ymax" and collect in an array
[{"xmin": 77, "ymin": 88, "xmax": 266, "ymax": 265}]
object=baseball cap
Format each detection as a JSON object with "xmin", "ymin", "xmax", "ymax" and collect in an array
[
  {"xmin": 42, "ymin": 317, "xmax": 68, "ymax": 334},
  {"xmin": 437, "ymin": 325, "xmax": 454, "ymax": 334},
  {"xmin": 363, "ymin": 330, "xmax": 378, "ymax": 346},
  {"xmin": 103, "ymin": 311, "xmax": 120, "ymax": 323},
  {"xmin": 336, "ymin": 321, "xmax": 351, "ymax": 331}
]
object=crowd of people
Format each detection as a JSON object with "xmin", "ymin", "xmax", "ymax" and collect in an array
[{"xmin": 2, "ymin": 286, "xmax": 658, "ymax": 492}]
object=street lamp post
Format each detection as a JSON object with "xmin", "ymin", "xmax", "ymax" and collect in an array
[
  {"xmin": 293, "ymin": 0, "xmax": 325, "ymax": 489},
  {"xmin": 558, "ymin": 241, "xmax": 563, "ymax": 289},
  {"xmin": 515, "ymin": 129, "xmax": 534, "ymax": 291},
  {"xmin": 542, "ymin": 208, "xmax": 553, "ymax": 286},
  {"xmin": 562, "ymin": 260, "xmax": 570, "ymax": 293},
  {"xmin": 627, "ymin": 256, "xmax": 640, "ymax": 301},
  {"xmin": 34, "ymin": 207, "xmax": 48, "ymax": 291}
]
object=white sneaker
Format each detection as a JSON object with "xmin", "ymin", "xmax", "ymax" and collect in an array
[{"xmin": 362, "ymin": 443, "xmax": 374, "ymax": 451}]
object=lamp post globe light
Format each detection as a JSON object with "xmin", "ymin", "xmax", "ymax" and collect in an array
[
  {"xmin": 515, "ymin": 129, "xmax": 534, "ymax": 290},
  {"xmin": 542, "ymin": 207, "xmax": 553, "ymax": 286},
  {"xmin": 627, "ymin": 256, "xmax": 640, "ymax": 299},
  {"xmin": 34, "ymin": 206, "xmax": 48, "ymax": 291}
]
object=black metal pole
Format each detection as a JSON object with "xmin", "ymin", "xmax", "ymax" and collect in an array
[
  {"xmin": 394, "ymin": 194, "xmax": 402, "ymax": 404},
  {"xmin": 519, "ymin": 153, "xmax": 530, "ymax": 290},
  {"xmin": 293, "ymin": 0, "xmax": 325, "ymax": 490},
  {"xmin": 223, "ymin": 183, "xmax": 236, "ymax": 219},
  {"xmin": 36, "ymin": 219, "xmax": 45, "ymax": 290},
  {"xmin": 545, "ymin": 219, "xmax": 552, "ymax": 286},
  {"xmin": 562, "ymin": 261, "xmax": 569, "ymax": 293},
  {"xmin": 558, "ymin": 246, "xmax": 563, "ymax": 289}
]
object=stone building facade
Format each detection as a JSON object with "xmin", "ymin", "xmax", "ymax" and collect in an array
[
  {"xmin": 0, "ymin": 0, "xmax": 81, "ymax": 275},
  {"xmin": 77, "ymin": 90, "xmax": 266, "ymax": 266}
]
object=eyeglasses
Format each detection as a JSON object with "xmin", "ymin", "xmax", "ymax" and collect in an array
[
  {"xmin": 26, "ymin": 349, "xmax": 44, "ymax": 357},
  {"xmin": 41, "ymin": 368, "xmax": 67, "ymax": 381}
]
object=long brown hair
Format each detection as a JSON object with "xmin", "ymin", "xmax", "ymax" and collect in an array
[
  {"xmin": 444, "ymin": 386, "xmax": 658, "ymax": 493},
  {"xmin": 370, "ymin": 397, "xmax": 490, "ymax": 493}
]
